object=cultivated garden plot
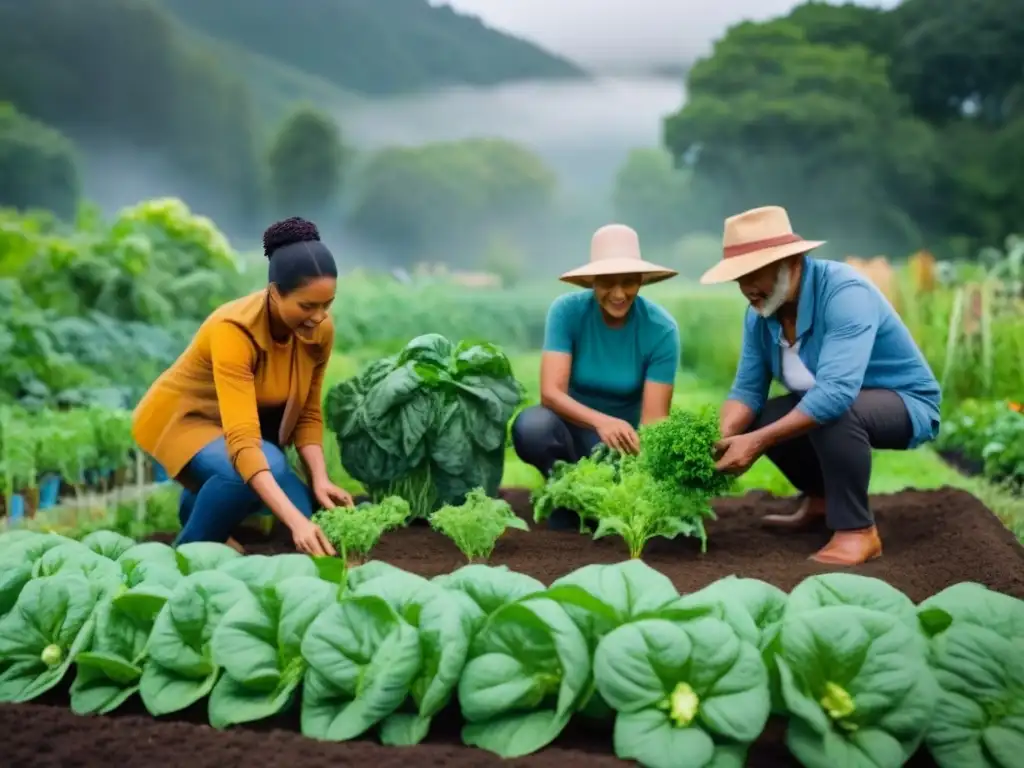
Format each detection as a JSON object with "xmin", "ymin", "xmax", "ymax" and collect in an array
[
  {"xmin": 1, "ymin": 486, "xmax": 1022, "ymax": 768},
  {"xmin": 2, "ymin": 335, "xmax": 1022, "ymax": 767}
]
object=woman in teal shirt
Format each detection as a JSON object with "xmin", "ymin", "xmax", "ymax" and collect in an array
[{"xmin": 512, "ymin": 224, "xmax": 681, "ymax": 527}]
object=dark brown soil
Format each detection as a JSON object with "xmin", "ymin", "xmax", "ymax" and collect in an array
[
  {"xmin": 234, "ymin": 485, "xmax": 1024, "ymax": 601},
  {"xmin": 4, "ymin": 487, "xmax": 1022, "ymax": 767}
]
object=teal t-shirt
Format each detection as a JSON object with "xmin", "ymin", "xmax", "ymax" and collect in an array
[{"xmin": 543, "ymin": 290, "xmax": 681, "ymax": 427}]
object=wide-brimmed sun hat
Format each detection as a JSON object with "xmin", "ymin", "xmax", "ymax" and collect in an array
[
  {"xmin": 700, "ymin": 206, "xmax": 826, "ymax": 285},
  {"xmin": 560, "ymin": 224, "xmax": 678, "ymax": 288}
]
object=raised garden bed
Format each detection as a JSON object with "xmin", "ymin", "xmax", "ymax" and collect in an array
[{"xmin": 2, "ymin": 487, "xmax": 1022, "ymax": 767}]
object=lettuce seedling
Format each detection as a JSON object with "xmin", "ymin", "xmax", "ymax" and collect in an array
[
  {"xmin": 531, "ymin": 452, "xmax": 618, "ymax": 532},
  {"xmin": 313, "ymin": 496, "xmax": 410, "ymax": 565},
  {"xmin": 591, "ymin": 458, "xmax": 717, "ymax": 557},
  {"xmin": 428, "ymin": 487, "xmax": 528, "ymax": 561}
]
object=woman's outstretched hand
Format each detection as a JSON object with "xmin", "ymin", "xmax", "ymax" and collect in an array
[
  {"xmin": 313, "ymin": 479, "xmax": 355, "ymax": 509},
  {"xmin": 291, "ymin": 517, "xmax": 336, "ymax": 557},
  {"xmin": 595, "ymin": 415, "xmax": 641, "ymax": 454}
]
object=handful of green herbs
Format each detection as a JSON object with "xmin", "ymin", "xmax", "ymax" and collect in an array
[{"xmin": 531, "ymin": 406, "xmax": 733, "ymax": 558}]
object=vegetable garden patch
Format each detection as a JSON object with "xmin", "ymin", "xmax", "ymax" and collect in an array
[{"xmin": 1, "ymin": 486, "xmax": 1022, "ymax": 768}]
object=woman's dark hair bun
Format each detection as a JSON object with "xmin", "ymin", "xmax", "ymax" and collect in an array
[{"xmin": 263, "ymin": 217, "xmax": 321, "ymax": 259}]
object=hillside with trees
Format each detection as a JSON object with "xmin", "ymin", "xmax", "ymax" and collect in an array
[
  {"xmin": 0, "ymin": 0, "xmax": 584, "ymax": 238},
  {"xmin": 160, "ymin": 0, "xmax": 587, "ymax": 95}
]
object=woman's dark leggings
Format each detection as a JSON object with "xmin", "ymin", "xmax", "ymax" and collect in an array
[{"xmin": 511, "ymin": 405, "xmax": 602, "ymax": 529}]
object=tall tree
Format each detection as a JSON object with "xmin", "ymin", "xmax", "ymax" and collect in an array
[
  {"xmin": 267, "ymin": 106, "xmax": 347, "ymax": 218},
  {"xmin": 346, "ymin": 139, "xmax": 558, "ymax": 267},
  {"xmin": 662, "ymin": 19, "xmax": 940, "ymax": 257},
  {"xmin": 612, "ymin": 149, "xmax": 693, "ymax": 248}
]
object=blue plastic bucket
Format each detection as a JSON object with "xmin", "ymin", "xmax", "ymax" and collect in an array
[
  {"xmin": 8, "ymin": 494, "xmax": 25, "ymax": 522},
  {"xmin": 38, "ymin": 474, "xmax": 62, "ymax": 510}
]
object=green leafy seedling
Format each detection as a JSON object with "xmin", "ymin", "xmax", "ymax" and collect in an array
[
  {"xmin": 429, "ymin": 488, "xmax": 528, "ymax": 562},
  {"xmin": 313, "ymin": 496, "xmax": 410, "ymax": 566}
]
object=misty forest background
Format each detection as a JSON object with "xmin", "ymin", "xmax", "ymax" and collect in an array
[
  {"xmin": 6, "ymin": 0, "xmax": 1023, "ymax": 269},
  {"xmin": 1, "ymin": 0, "xmax": 1024, "ymax": 539},
  {"xmin": 0, "ymin": 0, "xmax": 1022, "ymax": 401}
]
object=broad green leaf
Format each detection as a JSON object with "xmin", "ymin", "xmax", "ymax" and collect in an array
[
  {"xmin": 545, "ymin": 560, "xmax": 680, "ymax": 645},
  {"xmin": 69, "ymin": 651, "xmax": 141, "ymax": 715},
  {"xmin": 208, "ymin": 576, "xmax": 335, "ymax": 729},
  {"xmin": 139, "ymin": 570, "xmax": 253, "ymax": 715},
  {"xmin": 117, "ymin": 541, "xmax": 179, "ymax": 573},
  {"xmin": 432, "ymin": 564, "xmax": 544, "ymax": 616},
  {"xmin": 217, "ymin": 553, "xmax": 317, "ymax": 592},
  {"xmin": 593, "ymin": 617, "xmax": 769, "ymax": 768},
  {"xmin": 691, "ymin": 575, "xmax": 788, "ymax": 643},
  {"xmin": 917, "ymin": 582, "xmax": 1024, "ymax": 641},
  {"xmin": 0, "ymin": 573, "xmax": 100, "ymax": 702},
  {"xmin": 379, "ymin": 712, "xmax": 432, "ymax": 746},
  {"xmin": 775, "ymin": 605, "xmax": 938, "ymax": 768},
  {"xmin": 0, "ymin": 556, "xmax": 33, "ymax": 619},
  {"xmin": 300, "ymin": 594, "xmax": 422, "ymax": 741},
  {"xmin": 32, "ymin": 541, "xmax": 123, "ymax": 596},
  {"xmin": 459, "ymin": 596, "xmax": 590, "ymax": 757},
  {"xmin": 80, "ymin": 530, "xmax": 136, "ymax": 560},
  {"xmin": 0, "ymin": 531, "xmax": 76, "ymax": 562},
  {"xmin": 69, "ymin": 583, "xmax": 171, "ymax": 715},
  {"xmin": 174, "ymin": 542, "xmax": 241, "ymax": 574},
  {"xmin": 925, "ymin": 622, "xmax": 1024, "ymax": 768},
  {"xmin": 787, "ymin": 573, "xmax": 919, "ymax": 633},
  {"xmin": 349, "ymin": 564, "xmax": 430, "ymax": 603}
]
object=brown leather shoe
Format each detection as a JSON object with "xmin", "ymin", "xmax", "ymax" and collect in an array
[
  {"xmin": 810, "ymin": 527, "xmax": 882, "ymax": 565},
  {"xmin": 762, "ymin": 496, "xmax": 826, "ymax": 531}
]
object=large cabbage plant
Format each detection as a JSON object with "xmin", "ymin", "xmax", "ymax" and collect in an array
[{"xmin": 325, "ymin": 334, "xmax": 524, "ymax": 518}]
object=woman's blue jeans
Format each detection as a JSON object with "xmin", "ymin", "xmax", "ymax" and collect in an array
[{"xmin": 174, "ymin": 437, "xmax": 314, "ymax": 545}]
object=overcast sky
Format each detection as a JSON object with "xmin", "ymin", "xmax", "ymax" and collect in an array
[{"xmin": 438, "ymin": 0, "xmax": 898, "ymax": 70}]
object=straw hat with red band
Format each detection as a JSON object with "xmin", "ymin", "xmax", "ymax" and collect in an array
[
  {"xmin": 560, "ymin": 223, "xmax": 678, "ymax": 288},
  {"xmin": 700, "ymin": 206, "xmax": 826, "ymax": 285}
]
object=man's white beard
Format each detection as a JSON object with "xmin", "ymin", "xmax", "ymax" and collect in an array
[{"xmin": 755, "ymin": 265, "xmax": 791, "ymax": 318}]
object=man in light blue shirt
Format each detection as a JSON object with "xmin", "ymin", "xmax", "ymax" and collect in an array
[
  {"xmin": 512, "ymin": 224, "xmax": 681, "ymax": 528},
  {"xmin": 702, "ymin": 206, "xmax": 941, "ymax": 566}
]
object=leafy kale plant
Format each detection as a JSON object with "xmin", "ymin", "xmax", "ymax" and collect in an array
[
  {"xmin": 428, "ymin": 487, "xmax": 528, "ymax": 561},
  {"xmin": 324, "ymin": 334, "xmax": 524, "ymax": 519}
]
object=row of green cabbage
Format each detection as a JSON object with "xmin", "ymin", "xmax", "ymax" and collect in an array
[{"xmin": 0, "ymin": 527, "xmax": 1021, "ymax": 768}]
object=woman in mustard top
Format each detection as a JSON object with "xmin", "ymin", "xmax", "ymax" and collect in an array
[{"xmin": 132, "ymin": 218, "xmax": 353, "ymax": 557}]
